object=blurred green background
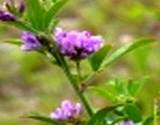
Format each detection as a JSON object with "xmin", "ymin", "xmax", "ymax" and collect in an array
[{"xmin": 0, "ymin": 0, "xmax": 160, "ymax": 124}]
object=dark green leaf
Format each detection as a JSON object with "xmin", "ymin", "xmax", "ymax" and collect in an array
[
  {"xmin": 89, "ymin": 45, "xmax": 111, "ymax": 71},
  {"xmin": 87, "ymin": 104, "xmax": 122, "ymax": 125},
  {"xmin": 44, "ymin": 0, "xmax": 68, "ymax": 29},
  {"xmin": 142, "ymin": 116, "xmax": 154, "ymax": 125},
  {"xmin": 124, "ymin": 103, "xmax": 142, "ymax": 123},
  {"xmin": 101, "ymin": 38, "xmax": 155, "ymax": 69},
  {"xmin": 27, "ymin": 112, "xmax": 65, "ymax": 125}
]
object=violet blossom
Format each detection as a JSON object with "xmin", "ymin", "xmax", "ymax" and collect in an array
[
  {"xmin": 54, "ymin": 28, "xmax": 103, "ymax": 60},
  {"xmin": 50, "ymin": 100, "xmax": 82, "ymax": 121},
  {"xmin": 21, "ymin": 32, "xmax": 42, "ymax": 51},
  {"xmin": 0, "ymin": 10, "xmax": 16, "ymax": 21}
]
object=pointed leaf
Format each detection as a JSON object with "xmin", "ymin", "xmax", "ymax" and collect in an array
[
  {"xmin": 4, "ymin": 39, "xmax": 22, "ymax": 45},
  {"xmin": 44, "ymin": 0, "xmax": 68, "ymax": 29},
  {"xmin": 101, "ymin": 38, "xmax": 155, "ymax": 69},
  {"xmin": 91, "ymin": 86, "xmax": 117, "ymax": 102},
  {"xmin": 26, "ymin": 0, "xmax": 46, "ymax": 30},
  {"xmin": 127, "ymin": 77, "xmax": 148, "ymax": 96},
  {"xmin": 89, "ymin": 45, "xmax": 111, "ymax": 71}
]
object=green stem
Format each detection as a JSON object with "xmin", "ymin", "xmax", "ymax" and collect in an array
[
  {"xmin": 63, "ymin": 61, "xmax": 94, "ymax": 117},
  {"xmin": 76, "ymin": 61, "xmax": 82, "ymax": 80},
  {"xmin": 46, "ymin": 35, "xmax": 94, "ymax": 117}
]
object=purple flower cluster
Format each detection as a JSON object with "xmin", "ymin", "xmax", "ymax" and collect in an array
[
  {"xmin": 21, "ymin": 32, "xmax": 42, "ymax": 51},
  {"xmin": 55, "ymin": 28, "xmax": 103, "ymax": 60},
  {"xmin": 117, "ymin": 121, "xmax": 135, "ymax": 125},
  {"xmin": 50, "ymin": 100, "xmax": 82, "ymax": 121},
  {"xmin": 0, "ymin": 10, "xmax": 16, "ymax": 21}
]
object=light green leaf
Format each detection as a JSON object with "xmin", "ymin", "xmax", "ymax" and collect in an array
[
  {"xmin": 127, "ymin": 77, "xmax": 148, "ymax": 96},
  {"xmin": 4, "ymin": 39, "xmax": 22, "ymax": 45},
  {"xmin": 114, "ymin": 79, "xmax": 127, "ymax": 96},
  {"xmin": 100, "ymin": 38, "xmax": 155, "ymax": 69},
  {"xmin": 89, "ymin": 45, "xmax": 112, "ymax": 71},
  {"xmin": 91, "ymin": 86, "xmax": 117, "ymax": 102}
]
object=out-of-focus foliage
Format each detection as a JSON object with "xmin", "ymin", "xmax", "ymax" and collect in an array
[{"xmin": 0, "ymin": 0, "xmax": 160, "ymax": 124}]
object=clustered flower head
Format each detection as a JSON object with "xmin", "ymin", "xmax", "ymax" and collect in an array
[
  {"xmin": 21, "ymin": 32, "xmax": 42, "ymax": 51},
  {"xmin": 50, "ymin": 100, "xmax": 82, "ymax": 121},
  {"xmin": 117, "ymin": 121, "xmax": 135, "ymax": 125},
  {"xmin": 55, "ymin": 28, "xmax": 103, "ymax": 60}
]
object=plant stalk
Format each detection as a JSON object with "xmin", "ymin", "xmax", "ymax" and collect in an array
[{"xmin": 46, "ymin": 34, "xmax": 94, "ymax": 117}]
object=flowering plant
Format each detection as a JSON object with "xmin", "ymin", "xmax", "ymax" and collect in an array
[{"xmin": 0, "ymin": 0, "xmax": 158, "ymax": 125}]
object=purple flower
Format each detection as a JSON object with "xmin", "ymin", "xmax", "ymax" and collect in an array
[
  {"xmin": 0, "ymin": 10, "xmax": 16, "ymax": 21},
  {"xmin": 50, "ymin": 100, "xmax": 82, "ymax": 121},
  {"xmin": 54, "ymin": 28, "xmax": 103, "ymax": 60},
  {"xmin": 21, "ymin": 32, "xmax": 42, "ymax": 51},
  {"xmin": 117, "ymin": 121, "xmax": 135, "ymax": 125}
]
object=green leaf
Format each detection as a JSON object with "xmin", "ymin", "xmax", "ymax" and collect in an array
[
  {"xmin": 142, "ymin": 116, "xmax": 154, "ymax": 125},
  {"xmin": 124, "ymin": 103, "xmax": 142, "ymax": 123},
  {"xmin": 89, "ymin": 45, "xmax": 111, "ymax": 71},
  {"xmin": 4, "ymin": 39, "xmax": 22, "ymax": 45},
  {"xmin": 87, "ymin": 104, "xmax": 122, "ymax": 125},
  {"xmin": 91, "ymin": 86, "xmax": 117, "ymax": 102},
  {"xmin": 127, "ymin": 77, "xmax": 148, "ymax": 96},
  {"xmin": 8, "ymin": 21, "xmax": 37, "ymax": 33},
  {"xmin": 26, "ymin": 0, "xmax": 46, "ymax": 30},
  {"xmin": 100, "ymin": 38, "xmax": 155, "ymax": 69},
  {"xmin": 114, "ymin": 79, "xmax": 127, "ymax": 96},
  {"xmin": 27, "ymin": 112, "xmax": 65, "ymax": 125},
  {"xmin": 44, "ymin": 0, "xmax": 68, "ymax": 29}
]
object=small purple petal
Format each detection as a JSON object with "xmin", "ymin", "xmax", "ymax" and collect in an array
[
  {"xmin": 21, "ymin": 32, "xmax": 41, "ymax": 51},
  {"xmin": 0, "ymin": 10, "xmax": 16, "ymax": 21},
  {"xmin": 50, "ymin": 108, "xmax": 63, "ymax": 120}
]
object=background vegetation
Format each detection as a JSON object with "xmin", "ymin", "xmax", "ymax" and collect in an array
[{"xmin": 0, "ymin": 0, "xmax": 160, "ymax": 124}]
